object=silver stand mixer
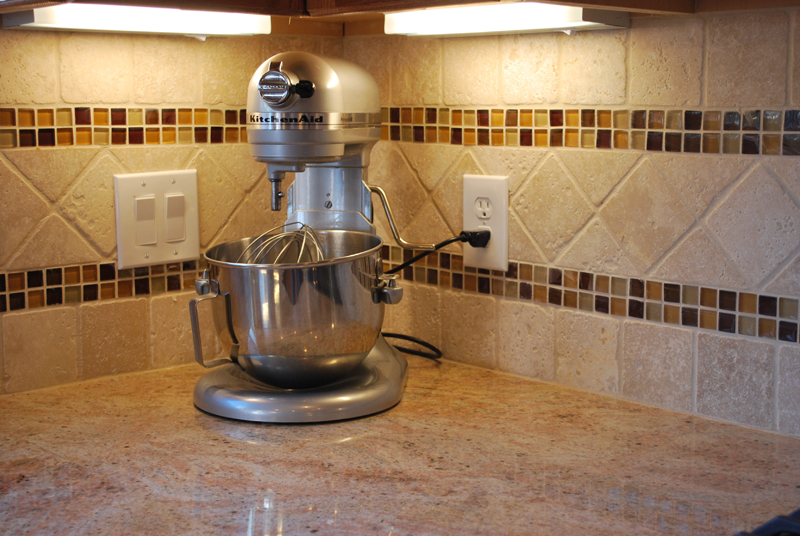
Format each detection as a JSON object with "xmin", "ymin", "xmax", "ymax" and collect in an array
[{"xmin": 189, "ymin": 52, "xmax": 431, "ymax": 423}]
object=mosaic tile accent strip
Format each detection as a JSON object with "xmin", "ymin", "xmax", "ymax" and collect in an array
[
  {"xmin": 379, "ymin": 106, "xmax": 800, "ymax": 156},
  {"xmin": 0, "ymin": 107, "xmax": 248, "ymax": 148},
  {"xmin": 379, "ymin": 245, "xmax": 800, "ymax": 344},
  {"xmin": 0, "ymin": 260, "xmax": 205, "ymax": 313}
]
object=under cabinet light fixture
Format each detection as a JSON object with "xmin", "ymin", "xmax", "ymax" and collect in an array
[
  {"xmin": 1, "ymin": 3, "xmax": 272, "ymax": 37},
  {"xmin": 384, "ymin": 2, "xmax": 629, "ymax": 37}
]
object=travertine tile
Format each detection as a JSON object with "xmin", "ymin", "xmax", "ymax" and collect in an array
[
  {"xmin": 321, "ymin": 36, "xmax": 343, "ymax": 58},
  {"xmin": 697, "ymin": 333, "xmax": 774, "ymax": 429},
  {"xmin": 650, "ymin": 155, "xmax": 751, "ymax": 218},
  {"xmin": 768, "ymin": 157, "xmax": 800, "ymax": 206},
  {"xmin": 200, "ymin": 36, "xmax": 265, "ymax": 106},
  {"xmin": 629, "ymin": 18, "xmax": 703, "ymax": 106},
  {"xmin": 195, "ymin": 145, "xmax": 265, "ymax": 192},
  {"xmin": 0, "ymin": 158, "xmax": 49, "ymax": 266},
  {"xmin": 0, "ymin": 317, "xmax": 3, "ymax": 395},
  {"xmin": 151, "ymin": 291, "xmax": 222, "ymax": 369},
  {"xmin": 400, "ymin": 202, "xmax": 457, "ymax": 249},
  {"xmin": 111, "ymin": 146, "xmax": 195, "ymax": 175},
  {"xmin": 5, "ymin": 148, "xmax": 99, "ymax": 202},
  {"xmin": 441, "ymin": 290, "xmax": 496, "ymax": 369},
  {"xmin": 778, "ymin": 346, "xmax": 800, "ymax": 436},
  {"xmin": 501, "ymin": 33, "xmax": 558, "ymax": 105},
  {"xmin": 621, "ymin": 321, "xmax": 692, "ymax": 412},
  {"xmin": 60, "ymin": 33, "xmax": 133, "ymax": 103},
  {"xmin": 599, "ymin": 159, "xmax": 694, "ymax": 271},
  {"xmin": 432, "ymin": 151, "xmax": 484, "ymax": 235},
  {"xmin": 555, "ymin": 309, "xmax": 620, "ymax": 394},
  {"xmin": 444, "ymin": 36, "xmax": 499, "ymax": 105},
  {"xmin": 764, "ymin": 254, "xmax": 800, "ymax": 297},
  {"xmin": 706, "ymin": 164, "xmax": 800, "ymax": 287},
  {"xmin": 133, "ymin": 35, "xmax": 198, "ymax": 104},
  {"xmin": 264, "ymin": 35, "xmax": 321, "ymax": 57},
  {"xmin": 391, "ymin": 36, "xmax": 441, "ymax": 105},
  {"xmin": 560, "ymin": 30, "xmax": 626, "ymax": 105},
  {"xmin": 556, "ymin": 219, "xmax": 640, "ymax": 277},
  {"xmin": 4, "ymin": 308, "xmax": 79, "ymax": 393},
  {"xmin": 498, "ymin": 301, "xmax": 554, "ymax": 381},
  {"xmin": 400, "ymin": 143, "xmax": 464, "ymax": 192},
  {"xmin": 59, "ymin": 154, "xmax": 125, "ymax": 256},
  {"xmin": 558, "ymin": 150, "xmax": 640, "ymax": 206},
  {"xmin": 384, "ymin": 282, "xmax": 442, "ymax": 351},
  {"xmin": 650, "ymin": 228, "xmax": 747, "ymax": 289},
  {"xmin": 470, "ymin": 147, "xmax": 546, "ymax": 194},
  {"xmin": 190, "ymin": 150, "xmax": 245, "ymax": 247},
  {"xmin": 81, "ymin": 299, "xmax": 149, "ymax": 380},
  {"xmin": 210, "ymin": 198, "xmax": 277, "ymax": 248},
  {"xmin": 369, "ymin": 142, "xmax": 427, "ymax": 232},
  {"xmin": 706, "ymin": 12, "xmax": 788, "ymax": 107},
  {"xmin": 508, "ymin": 213, "xmax": 546, "ymax": 265},
  {"xmin": 0, "ymin": 29, "xmax": 57, "ymax": 104},
  {"xmin": 512, "ymin": 155, "xmax": 593, "ymax": 260},
  {"xmin": 794, "ymin": 11, "xmax": 800, "ymax": 106},
  {"xmin": 343, "ymin": 36, "xmax": 393, "ymax": 108},
  {"xmin": 6, "ymin": 215, "xmax": 98, "ymax": 271}
]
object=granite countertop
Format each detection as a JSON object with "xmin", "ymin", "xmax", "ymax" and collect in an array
[{"xmin": 1, "ymin": 356, "xmax": 799, "ymax": 535}]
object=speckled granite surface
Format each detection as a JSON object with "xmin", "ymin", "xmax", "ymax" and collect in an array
[{"xmin": 1, "ymin": 356, "xmax": 799, "ymax": 535}]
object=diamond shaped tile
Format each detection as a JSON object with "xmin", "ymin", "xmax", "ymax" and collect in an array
[
  {"xmin": 370, "ymin": 142, "xmax": 427, "ymax": 232},
  {"xmin": 471, "ymin": 146, "xmax": 546, "ymax": 194},
  {"xmin": 0, "ymin": 158, "xmax": 49, "ymax": 265},
  {"xmin": 508, "ymin": 212, "xmax": 546, "ymax": 264},
  {"xmin": 191, "ymin": 150, "xmax": 245, "ymax": 247},
  {"xmin": 7, "ymin": 215, "xmax": 99, "ymax": 271},
  {"xmin": 5, "ymin": 148, "xmax": 99, "ymax": 202},
  {"xmin": 432, "ymin": 151, "xmax": 484, "ymax": 236},
  {"xmin": 556, "ymin": 219, "xmax": 640, "ymax": 276},
  {"xmin": 202, "ymin": 144, "xmax": 266, "ymax": 192},
  {"xmin": 400, "ymin": 142, "xmax": 463, "ymax": 191},
  {"xmin": 558, "ymin": 149, "xmax": 640, "ymax": 206},
  {"xmin": 399, "ymin": 202, "xmax": 458, "ymax": 252},
  {"xmin": 111, "ymin": 146, "xmax": 195, "ymax": 175}
]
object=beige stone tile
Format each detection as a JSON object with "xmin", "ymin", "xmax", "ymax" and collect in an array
[
  {"xmin": 764, "ymin": 255, "xmax": 800, "ymax": 297},
  {"xmin": 0, "ymin": 29, "xmax": 57, "ymax": 104},
  {"xmin": 399, "ymin": 202, "xmax": 456, "ymax": 249},
  {"xmin": 200, "ymin": 36, "xmax": 265, "ymax": 106},
  {"xmin": 560, "ymin": 30, "xmax": 626, "ymax": 105},
  {"xmin": 4, "ymin": 308, "xmax": 79, "ymax": 393},
  {"xmin": 441, "ymin": 290, "xmax": 496, "ymax": 369},
  {"xmin": 501, "ymin": 33, "xmax": 558, "ymax": 105},
  {"xmin": 512, "ymin": 155, "xmax": 593, "ymax": 261},
  {"xmin": 6, "ymin": 215, "xmax": 99, "ymax": 271},
  {"xmin": 59, "ymin": 154, "xmax": 125, "ymax": 256},
  {"xmin": 558, "ymin": 150, "xmax": 640, "ymax": 206},
  {"xmin": 0, "ymin": 158, "xmax": 49, "ymax": 266},
  {"xmin": 650, "ymin": 155, "xmax": 751, "ymax": 219},
  {"xmin": 706, "ymin": 12, "xmax": 788, "ymax": 107},
  {"xmin": 794, "ymin": 11, "xmax": 800, "ymax": 106},
  {"xmin": 193, "ymin": 145, "xmax": 265, "ymax": 192},
  {"xmin": 470, "ymin": 147, "xmax": 547, "ymax": 195},
  {"xmin": 555, "ymin": 309, "xmax": 620, "ymax": 394},
  {"xmin": 767, "ymin": 157, "xmax": 800, "ymax": 205},
  {"xmin": 151, "ymin": 290, "xmax": 222, "ymax": 369},
  {"xmin": 5, "ymin": 148, "xmax": 99, "ymax": 202},
  {"xmin": 697, "ymin": 332, "xmax": 774, "ymax": 429},
  {"xmin": 778, "ymin": 346, "xmax": 800, "ymax": 437},
  {"xmin": 444, "ymin": 36, "xmax": 498, "ymax": 105},
  {"xmin": 599, "ymin": 159, "xmax": 694, "ymax": 271},
  {"xmin": 391, "ymin": 36, "xmax": 441, "ymax": 105},
  {"xmin": 60, "ymin": 33, "xmax": 133, "ymax": 103},
  {"xmin": 369, "ymin": 142, "xmax": 428, "ymax": 231},
  {"xmin": 555, "ymin": 219, "xmax": 640, "ymax": 277},
  {"xmin": 209, "ymin": 198, "xmax": 277, "ymax": 248},
  {"xmin": 629, "ymin": 17, "xmax": 703, "ymax": 106},
  {"xmin": 111, "ymin": 146, "xmax": 195, "ymax": 175},
  {"xmin": 81, "ymin": 299, "xmax": 149, "ymax": 380},
  {"xmin": 190, "ymin": 150, "xmax": 245, "ymax": 247},
  {"xmin": 621, "ymin": 321, "xmax": 692, "ymax": 412},
  {"xmin": 343, "ymin": 36, "xmax": 393, "ymax": 108},
  {"xmin": 432, "ymin": 151, "xmax": 483, "ymax": 235},
  {"xmin": 321, "ymin": 36, "xmax": 343, "ymax": 58},
  {"xmin": 508, "ymin": 213, "xmax": 546, "ymax": 265},
  {"xmin": 264, "ymin": 35, "xmax": 321, "ymax": 57},
  {"xmin": 650, "ymin": 228, "xmax": 747, "ymax": 289},
  {"xmin": 0, "ymin": 316, "xmax": 3, "ymax": 395},
  {"xmin": 498, "ymin": 301, "xmax": 554, "ymax": 381},
  {"xmin": 384, "ymin": 282, "xmax": 442, "ymax": 351},
  {"xmin": 400, "ymin": 143, "xmax": 464, "ymax": 192},
  {"xmin": 133, "ymin": 35, "xmax": 199, "ymax": 104},
  {"xmin": 706, "ymin": 163, "xmax": 800, "ymax": 287}
]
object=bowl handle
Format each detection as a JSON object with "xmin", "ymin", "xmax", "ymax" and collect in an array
[{"xmin": 189, "ymin": 270, "xmax": 240, "ymax": 368}]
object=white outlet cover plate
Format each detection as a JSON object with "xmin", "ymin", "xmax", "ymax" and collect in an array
[
  {"xmin": 114, "ymin": 169, "xmax": 199, "ymax": 269},
  {"xmin": 462, "ymin": 173, "xmax": 508, "ymax": 271}
]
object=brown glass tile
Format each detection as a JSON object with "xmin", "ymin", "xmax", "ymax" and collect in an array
[
  {"xmin": 683, "ymin": 133, "xmax": 700, "ymax": 153},
  {"xmin": 38, "ymin": 129, "xmax": 55, "ymax": 147},
  {"xmin": 476, "ymin": 110, "xmax": 489, "ymax": 127},
  {"xmin": 0, "ymin": 108, "xmax": 15, "ymax": 127},
  {"xmin": 700, "ymin": 309, "xmax": 716, "ymax": 330},
  {"xmin": 581, "ymin": 109, "xmax": 595, "ymax": 128},
  {"xmin": 703, "ymin": 134, "xmax": 720, "ymax": 153},
  {"xmin": 111, "ymin": 128, "xmax": 126, "ymax": 145},
  {"xmin": 9, "ymin": 292, "xmax": 25, "ymax": 310},
  {"xmin": 81, "ymin": 264, "xmax": 97, "ymax": 282},
  {"xmin": 519, "ymin": 109, "xmax": 533, "ymax": 127},
  {"xmin": 19, "ymin": 129, "xmax": 36, "ymax": 147},
  {"xmin": 579, "ymin": 293, "xmax": 593, "ymax": 312},
  {"xmin": 783, "ymin": 134, "xmax": 800, "ymax": 156},
  {"xmin": 37, "ymin": 109, "xmax": 54, "ymax": 126},
  {"xmin": 550, "ymin": 129, "xmax": 563, "ymax": 147},
  {"xmin": 491, "ymin": 279, "xmax": 503, "ymax": 296},
  {"xmin": 533, "ymin": 285, "xmax": 547, "ymax": 304},
  {"xmin": 46, "ymin": 287, "xmax": 62, "ymax": 306},
  {"xmin": 718, "ymin": 312, "xmax": 736, "ymax": 333},
  {"xmin": 548, "ymin": 268, "xmax": 562, "ymax": 286},
  {"xmin": 26, "ymin": 270, "xmax": 43, "ymax": 288},
  {"xmin": 478, "ymin": 276, "xmax": 490, "ymax": 294},
  {"xmin": 56, "ymin": 128, "xmax": 73, "ymax": 146},
  {"xmin": 597, "ymin": 130, "xmax": 612, "ymax": 149},
  {"xmin": 0, "ymin": 273, "xmax": 5, "ymax": 292},
  {"xmin": 440, "ymin": 271, "xmax": 452, "ymax": 288},
  {"xmin": 27, "ymin": 290, "xmax": 43, "ymax": 308},
  {"xmin": 464, "ymin": 274, "xmax": 477, "ymax": 292},
  {"xmin": 610, "ymin": 297, "xmax": 626, "ymax": 317},
  {"xmin": 629, "ymin": 279, "xmax": 644, "ymax": 298},
  {"xmin": 451, "ymin": 255, "xmax": 464, "ymax": 272},
  {"xmin": 663, "ymin": 304, "xmax": 680, "ymax": 324},
  {"xmin": 550, "ymin": 110, "xmax": 563, "ymax": 127},
  {"xmin": 758, "ymin": 318, "xmax": 776, "ymax": 339},
  {"xmin": 780, "ymin": 321, "xmax": 798, "ymax": 342},
  {"xmin": 100, "ymin": 282, "xmax": 115, "ymax": 300},
  {"xmin": 491, "ymin": 129, "xmax": 504, "ymax": 146},
  {"xmin": 762, "ymin": 134, "xmax": 780, "ymax": 155},
  {"xmin": 738, "ymin": 292, "xmax": 757, "ymax": 314},
  {"xmin": 46, "ymin": 268, "xmax": 62, "ymax": 286},
  {"xmin": 759, "ymin": 295, "xmax": 777, "ymax": 317},
  {"xmin": 664, "ymin": 132, "xmax": 682, "ymax": 152},
  {"xmin": 724, "ymin": 112, "xmax": 741, "ymax": 131},
  {"xmin": 565, "ymin": 110, "xmax": 579, "ymax": 127},
  {"xmin": 579, "ymin": 272, "xmax": 593, "ymax": 291},
  {"xmin": 595, "ymin": 296, "xmax": 609, "ymax": 314},
  {"xmin": 533, "ymin": 266, "xmax": 547, "ymax": 284},
  {"xmin": 426, "ymin": 268, "xmax": 437, "ymax": 286},
  {"xmin": 548, "ymin": 287, "xmax": 562, "ymax": 305},
  {"xmin": 646, "ymin": 281, "xmax": 662, "ymax": 301},
  {"xmin": 195, "ymin": 127, "xmax": 208, "ymax": 143},
  {"xmin": 83, "ymin": 284, "xmax": 98, "ymax": 301},
  {"xmin": 165, "ymin": 274, "xmax": 181, "ymax": 291},
  {"xmin": 477, "ymin": 129, "xmax": 490, "ymax": 146},
  {"xmin": 534, "ymin": 129, "xmax": 548, "ymax": 147},
  {"xmin": 519, "ymin": 282, "xmax": 532, "ymax": 300},
  {"xmin": 738, "ymin": 316, "xmax": 756, "ymax": 336},
  {"xmin": 161, "ymin": 109, "xmax": 176, "ymax": 125},
  {"xmin": 680, "ymin": 307, "xmax": 698, "ymax": 327},
  {"xmin": 128, "ymin": 127, "xmax": 143, "ymax": 145},
  {"xmin": 505, "ymin": 110, "xmax": 518, "ymax": 127},
  {"xmin": 518, "ymin": 129, "xmax": 531, "ymax": 147},
  {"xmin": 563, "ymin": 270, "xmax": 578, "ymax": 289},
  {"xmin": 595, "ymin": 275, "xmax": 610, "ymax": 294},
  {"xmin": 629, "ymin": 299, "xmax": 644, "ymax": 319},
  {"xmin": 648, "ymin": 110, "xmax": 665, "ymax": 130},
  {"xmin": 63, "ymin": 266, "xmax": 80, "ymax": 285},
  {"xmin": 519, "ymin": 264, "xmax": 532, "ymax": 281},
  {"xmin": 646, "ymin": 132, "xmax": 663, "ymax": 151},
  {"xmin": 109, "ymin": 108, "xmax": 126, "ymax": 126},
  {"xmin": 565, "ymin": 129, "xmax": 579, "ymax": 148},
  {"xmin": 631, "ymin": 110, "xmax": 646, "ymax": 129},
  {"xmin": 742, "ymin": 110, "xmax": 761, "ymax": 131},
  {"xmin": 664, "ymin": 283, "xmax": 680, "ymax": 303},
  {"xmin": 684, "ymin": 111, "xmax": 702, "ymax": 130},
  {"xmin": 133, "ymin": 278, "xmax": 149, "ymax": 295},
  {"xmin": 719, "ymin": 290, "xmax": 737, "ymax": 311},
  {"xmin": 780, "ymin": 298, "xmax": 798, "ymax": 320},
  {"xmin": 210, "ymin": 126, "xmax": 223, "ymax": 143},
  {"xmin": 8, "ymin": 272, "xmax": 25, "ymax": 291}
]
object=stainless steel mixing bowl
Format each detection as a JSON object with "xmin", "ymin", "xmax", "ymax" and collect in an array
[{"xmin": 189, "ymin": 230, "xmax": 402, "ymax": 389}]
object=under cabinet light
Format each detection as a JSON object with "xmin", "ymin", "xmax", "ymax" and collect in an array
[
  {"xmin": 2, "ymin": 3, "xmax": 271, "ymax": 36},
  {"xmin": 384, "ymin": 2, "xmax": 628, "ymax": 37}
]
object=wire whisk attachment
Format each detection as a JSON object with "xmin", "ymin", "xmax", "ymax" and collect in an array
[{"xmin": 236, "ymin": 222, "xmax": 326, "ymax": 265}]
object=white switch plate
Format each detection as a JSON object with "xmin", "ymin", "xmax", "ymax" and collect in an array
[
  {"xmin": 114, "ymin": 170, "xmax": 199, "ymax": 269},
  {"xmin": 462, "ymin": 174, "xmax": 508, "ymax": 271}
]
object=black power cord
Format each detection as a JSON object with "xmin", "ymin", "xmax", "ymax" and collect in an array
[
  {"xmin": 382, "ymin": 332, "xmax": 443, "ymax": 360},
  {"xmin": 384, "ymin": 230, "xmax": 490, "ymax": 275}
]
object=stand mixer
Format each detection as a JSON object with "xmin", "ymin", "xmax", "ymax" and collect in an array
[{"xmin": 190, "ymin": 52, "xmax": 429, "ymax": 423}]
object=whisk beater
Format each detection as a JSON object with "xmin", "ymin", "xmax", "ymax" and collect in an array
[{"xmin": 236, "ymin": 222, "xmax": 326, "ymax": 265}]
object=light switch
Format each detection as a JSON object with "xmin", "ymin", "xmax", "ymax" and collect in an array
[
  {"xmin": 135, "ymin": 195, "xmax": 156, "ymax": 245},
  {"xmin": 165, "ymin": 193, "xmax": 186, "ymax": 242}
]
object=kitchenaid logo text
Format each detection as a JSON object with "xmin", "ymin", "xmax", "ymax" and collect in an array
[{"xmin": 249, "ymin": 114, "xmax": 324, "ymax": 123}]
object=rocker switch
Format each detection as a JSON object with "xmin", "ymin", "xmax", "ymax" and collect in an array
[
  {"xmin": 165, "ymin": 193, "xmax": 186, "ymax": 242},
  {"xmin": 134, "ymin": 195, "xmax": 156, "ymax": 246}
]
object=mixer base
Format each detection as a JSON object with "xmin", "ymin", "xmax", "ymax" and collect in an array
[{"xmin": 193, "ymin": 335, "xmax": 408, "ymax": 423}]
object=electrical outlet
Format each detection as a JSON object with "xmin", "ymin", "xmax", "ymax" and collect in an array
[{"xmin": 462, "ymin": 174, "xmax": 508, "ymax": 271}]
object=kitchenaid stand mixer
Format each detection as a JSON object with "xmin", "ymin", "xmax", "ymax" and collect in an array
[{"xmin": 190, "ymin": 52, "xmax": 426, "ymax": 423}]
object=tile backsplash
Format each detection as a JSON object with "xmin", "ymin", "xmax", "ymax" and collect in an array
[{"xmin": 2, "ymin": 10, "xmax": 800, "ymax": 438}]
